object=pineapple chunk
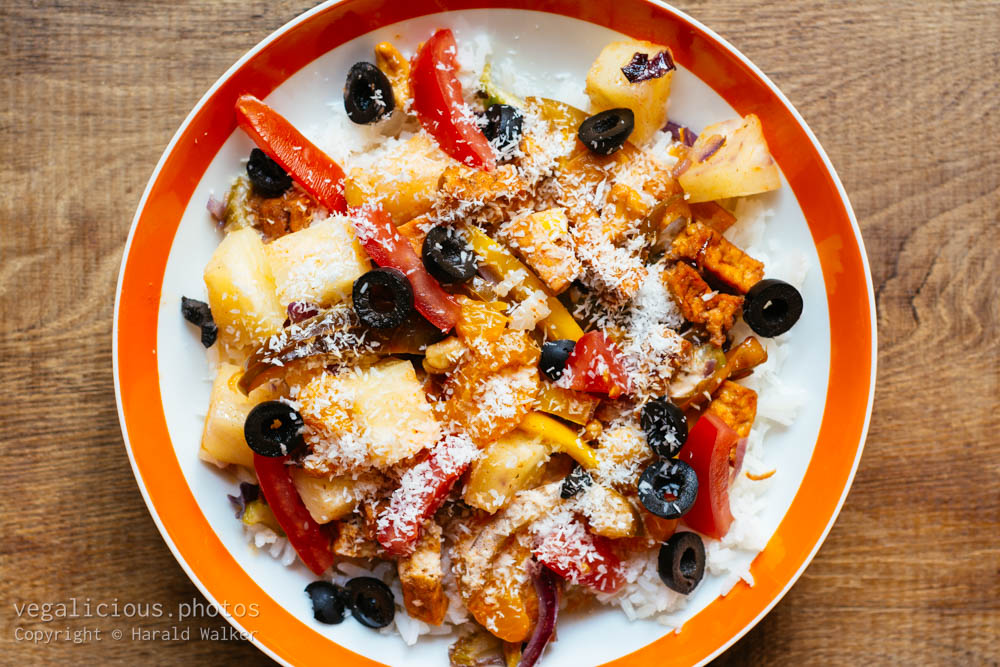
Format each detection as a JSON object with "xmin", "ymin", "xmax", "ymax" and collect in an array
[
  {"xmin": 344, "ymin": 133, "xmax": 453, "ymax": 224},
  {"xmin": 203, "ymin": 227, "xmax": 284, "ymax": 349},
  {"xmin": 678, "ymin": 114, "xmax": 781, "ymax": 203},
  {"xmin": 299, "ymin": 359, "xmax": 441, "ymax": 470},
  {"xmin": 464, "ymin": 431, "xmax": 551, "ymax": 514},
  {"xmin": 200, "ymin": 363, "xmax": 279, "ymax": 468},
  {"xmin": 266, "ymin": 214, "xmax": 368, "ymax": 307},
  {"xmin": 290, "ymin": 468, "xmax": 372, "ymax": 524},
  {"xmin": 585, "ymin": 39, "xmax": 675, "ymax": 145}
]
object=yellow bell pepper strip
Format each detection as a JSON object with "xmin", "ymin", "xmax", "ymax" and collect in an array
[
  {"xmin": 517, "ymin": 412, "xmax": 598, "ymax": 470},
  {"xmin": 464, "ymin": 226, "xmax": 584, "ymax": 341},
  {"xmin": 536, "ymin": 383, "xmax": 599, "ymax": 425}
]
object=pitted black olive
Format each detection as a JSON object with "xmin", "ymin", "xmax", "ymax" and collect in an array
[
  {"xmin": 345, "ymin": 577, "xmax": 395, "ymax": 628},
  {"xmin": 482, "ymin": 103, "xmax": 523, "ymax": 159},
  {"xmin": 641, "ymin": 398, "xmax": 688, "ymax": 458},
  {"xmin": 244, "ymin": 401, "xmax": 305, "ymax": 457},
  {"xmin": 305, "ymin": 581, "xmax": 348, "ymax": 624},
  {"xmin": 578, "ymin": 108, "xmax": 634, "ymax": 155},
  {"xmin": 246, "ymin": 148, "xmax": 292, "ymax": 198},
  {"xmin": 421, "ymin": 226, "xmax": 477, "ymax": 284},
  {"xmin": 657, "ymin": 532, "xmax": 706, "ymax": 594},
  {"xmin": 637, "ymin": 458, "xmax": 698, "ymax": 520},
  {"xmin": 560, "ymin": 464, "xmax": 593, "ymax": 499},
  {"xmin": 181, "ymin": 296, "xmax": 218, "ymax": 347},
  {"xmin": 352, "ymin": 268, "xmax": 414, "ymax": 329},
  {"xmin": 743, "ymin": 279, "xmax": 803, "ymax": 337},
  {"xmin": 344, "ymin": 62, "xmax": 395, "ymax": 124},
  {"xmin": 539, "ymin": 339, "xmax": 577, "ymax": 382}
]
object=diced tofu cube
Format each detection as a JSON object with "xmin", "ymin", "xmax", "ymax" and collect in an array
[
  {"xmin": 705, "ymin": 380, "xmax": 757, "ymax": 438},
  {"xmin": 678, "ymin": 114, "xmax": 781, "ymax": 203},
  {"xmin": 500, "ymin": 208, "xmax": 582, "ymax": 294},
  {"xmin": 203, "ymin": 227, "xmax": 285, "ymax": 349},
  {"xmin": 266, "ymin": 214, "xmax": 368, "ymax": 307},
  {"xmin": 663, "ymin": 262, "xmax": 744, "ymax": 346},
  {"xmin": 290, "ymin": 468, "xmax": 372, "ymax": 524},
  {"xmin": 398, "ymin": 521, "xmax": 448, "ymax": 625},
  {"xmin": 298, "ymin": 359, "xmax": 441, "ymax": 470},
  {"xmin": 344, "ymin": 133, "xmax": 452, "ymax": 224},
  {"xmin": 586, "ymin": 39, "xmax": 675, "ymax": 145},
  {"xmin": 671, "ymin": 221, "xmax": 764, "ymax": 293},
  {"xmin": 200, "ymin": 363, "xmax": 279, "ymax": 468}
]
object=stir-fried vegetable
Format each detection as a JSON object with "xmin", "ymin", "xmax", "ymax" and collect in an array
[
  {"xmin": 677, "ymin": 415, "xmax": 738, "ymax": 539},
  {"xmin": 563, "ymin": 331, "xmax": 630, "ymax": 398},
  {"xmin": 517, "ymin": 412, "xmax": 598, "ymax": 469}
]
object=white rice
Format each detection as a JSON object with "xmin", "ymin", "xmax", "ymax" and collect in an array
[{"xmin": 226, "ymin": 31, "xmax": 809, "ymax": 646}]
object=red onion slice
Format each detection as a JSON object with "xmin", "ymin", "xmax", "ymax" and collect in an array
[
  {"xmin": 206, "ymin": 194, "xmax": 226, "ymax": 221},
  {"xmin": 664, "ymin": 120, "xmax": 697, "ymax": 147},
  {"xmin": 694, "ymin": 134, "xmax": 726, "ymax": 163},
  {"xmin": 518, "ymin": 564, "xmax": 560, "ymax": 667},
  {"xmin": 729, "ymin": 436, "xmax": 749, "ymax": 484},
  {"xmin": 621, "ymin": 50, "xmax": 676, "ymax": 83}
]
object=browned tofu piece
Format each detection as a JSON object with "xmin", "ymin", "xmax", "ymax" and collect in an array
[
  {"xmin": 332, "ymin": 515, "xmax": 379, "ymax": 558},
  {"xmin": 663, "ymin": 262, "xmax": 744, "ymax": 346},
  {"xmin": 398, "ymin": 521, "xmax": 449, "ymax": 625},
  {"xmin": 671, "ymin": 221, "xmax": 764, "ymax": 293},
  {"xmin": 499, "ymin": 208, "xmax": 582, "ymax": 293},
  {"xmin": 705, "ymin": 380, "xmax": 757, "ymax": 438},
  {"xmin": 435, "ymin": 164, "xmax": 531, "ymax": 226}
]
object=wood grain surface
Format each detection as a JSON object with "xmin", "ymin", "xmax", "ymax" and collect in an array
[{"xmin": 2, "ymin": 0, "xmax": 998, "ymax": 664}]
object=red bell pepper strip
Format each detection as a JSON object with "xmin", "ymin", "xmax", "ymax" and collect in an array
[
  {"xmin": 410, "ymin": 29, "xmax": 496, "ymax": 171},
  {"xmin": 376, "ymin": 438, "xmax": 476, "ymax": 557},
  {"xmin": 235, "ymin": 94, "xmax": 347, "ymax": 213},
  {"xmin": 352, "ymin": 204, "xmax": 461, "ymax": 332},
  {"xmin": 533, "ymin": 519, "xmax": 624, "ymax": 593},
  {"xmin": 252, "ymin": 454, "xmax": 335, "ymax": 575},
  {"xmin": 563, "ymin": 331, "xmax": 631, "ymax": 398},
  {"xmin": 678, "ymin": 414, "xmax": 738, "ymax": 539}
]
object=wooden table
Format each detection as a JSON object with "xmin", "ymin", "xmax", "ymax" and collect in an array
[{"xmin": 2, "ymin": 0, "xmax": 998, "ymax": 664}]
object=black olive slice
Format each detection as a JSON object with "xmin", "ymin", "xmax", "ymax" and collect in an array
[
  {"xmin": 743, "ymin": 279, "xmax": 803, "ymax": 337},
  {"xmin": 640, "ymin": 398, "xmax": 688, "ymax": 458},
  {"xmin": 540, "ymin": 339, "xmax": 577, "ymax": 382},
  {"xmin": 244, "ymin": 401, "xmax": 305, "ymax": 458},
  {"xmin": 352, "ymin": 268, "xmax": 414, "ymax": 329},
  {"xmin": 345, "ymin": 577, "xmax": 395, "ymax": 628},
  {"xmin": 637, "ymin": 458, "xmax": 698, "ymax": 520},
  {"xmin": 181, "ymin": 296, "xmax": 218, "ymax": 348},
  {"xmin": 305, "ymin": 581, "xmax": 348, "ymax": 625},
  {"xmin": 657, "ymin": 532, "xmax": 706, "ymax": 594},
  {"xmin": 482, "ymin": 103, "xmax": 523, "ymax": 159},
  {"xmin": 421, "ymin": 226, "xmax": 477, "ymax": 284},
  {"xmin": 246, "ymin": 148, "xmax": 292, "ymax": 198},
  {"xmin": 344, "ymin": 62, "xmax": 395, "ymax": 124},
  {"xmin": 560, "ymin": 464, "xmax": 593, "ymax": 499},
  {"xmin": 578, "ymin": 108, "xmax": 634, "ymax": 155}
]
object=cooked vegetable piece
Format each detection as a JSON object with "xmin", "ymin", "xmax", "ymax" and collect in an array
[
  {"xmin": 743, "ymin": 278, "xmax": 803, "ymax": 337},
  {"xmin": 671, "ymin": 221, "xmax": 764, "ymax": 294},
  {"xmin": 498, "ymin": 208, "xmax": 581, "ymax": 294},
  {"xmin": 244, "ymin": 401, "xmax": 305, "ymax": 457},
  {"xmin": 536, "ymin": 383, "xmax": 599, "ymax": 425},
  {"xmin": 518, "ymin": 412, "xmax": 598, "ymax": 470},
  {"xmin": 560, "ymin": 464, "xmax": 593, "ymax": 499},
  {"xmin": 464, "ymin": 431, "xmax": 551, "ymax": 513},
  {"xmin": 672, "ymin": 337, "xmax": 767, "ymax": 409},
  {"xmin": 539, "ymin": 339, "xmax": 576, "ymax": 381},
  {"xmin": 578, "ymin": 108, "xmax": 634, "ymax": 155},
  {"xmin": 422, "ymin": 226, "xmax": 477, "ymax": 284},
  {"xmin": 483, "ymin": 103, "xmax": 524, "ymax": 158},
  {"xmin": 479, "ymin": 61, "xmax": 525, "ymax": 108},
  {"xmin": 246, "ymin": 148, "xmax": 292, "ymax": 198},
  {"xmin": 376, "ymin": 438, "xmax": 476, "ymax": 556},
  {"xmin": 455, "ymin": 297, "xmax": 509, "ymax": 343},
  {"xmin": 305, "ymin": 581, "xmax": 348, "ymax": 624},
  {"xmin": 518, "ymin": 565, "xmax": 560, "ymax": 667},
  {"xmin": 664, "ymin": 120, "xmax": 697, "ymax": 146},
  {"xmin": 464, "ymin": 225, "xmax": 583, "ymax": 341},
  {"xmin": 235, "ymin": 94, "xmax": 347, "ymax": 213},
  {"xmin": 586, "ymin": 39, "xmax": 674, "ymax": 144},
  {"xmin": 353, "ymin": 204, "xmax": 461, "ymax": 332},
  {"xmin": 533, "ymin": 519, "xmax": 624, "ymax": 593},
  {"xmin": 641, "ymin": 509, "xmax": 678, "ymax": 542},
  {"xmin": 641, "ymin": 398, "xmax": 688, "ymax": 458},
  {"xmin": 344, "ymin": 62, "xmax": 395, "ymax": 124},
  {"xmin": 226, "ymin": 482, "xmax": 259, "ymax": 518},
  {"xmin": 677, "ymin": 114, "xmax": 780, "ymax": 203},
  {"xmin": 181, "ymin": 296, "xmax": 217, "ymax": 347},
  {"xmin": 563, "ymin": 331, "xmax": 630, "ymax": 398},
  {"xmin": 657, "ymin": 532, "xmax": 705, "ymax": 594},
  {"xmin": 286, "ymin": 301, "xmax": 319, "ymax": 324},
  {"xmin": 201, "ymin": 364, "xmax": 279, "ymax": 468},
  {"xmin": 620, "ymin": 49, "xmax": 675, "ymax": 83},
  {"xmin": 241, "ymin": 498, "xmax": 283, "ymax": 533},
  {"xmin": 410, "ymin": 29, "xmax": 495, "ymax": 170},
  {"xmin": 203, "ymin": 226, "xmax": 285, "ymax": 349},
  {"xmin": 352, "ymin": 267, "xmax": 414, "ymax": 329},
  {"xmin": 398, "ymin": 521, "xmax": 449, "ymax": 625},
  {"xmin": 345, "ymin": 577, "xmax": 396, "ymax": 628},
  {"xmin": 637, "ymin": 458, "xmax": 698, "ymax": 519},
  {"xmin": 253, "ymin": 454, "xmax": 335, "ymax": 575},
  {"xmin": 678, "ymin": 414, "xmax": 737, "ymax": 539},
  {"xmin": 465, "ymin": 540, "xmax": 539, "ymax": 643},
  {"xmin": 374, "ymin": 41, "xmax": 410, "ymax": 106},
  {"xmin": 290, "ymin": 469, "xmax": 370, "ymax": 524}
]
